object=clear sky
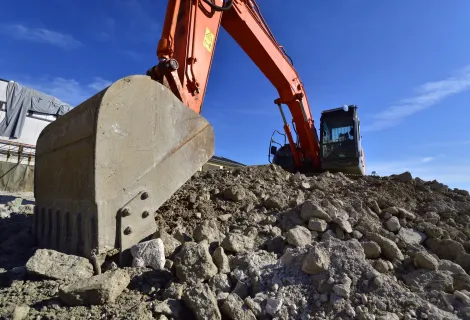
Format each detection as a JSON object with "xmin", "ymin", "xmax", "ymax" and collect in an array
[{"xmin": 1, "ymin": 0, "xmax": 470, "ymax": 191}]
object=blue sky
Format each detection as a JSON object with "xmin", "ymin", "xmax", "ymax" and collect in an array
[{"xmin": 1, "ymin": 0, "xmax": 470, "ymax": 191}]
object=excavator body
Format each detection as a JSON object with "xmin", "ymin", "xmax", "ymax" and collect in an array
[
  {"xmin": 269, "ymin": 104, "xmax": 366, "ymax": 176},
  {"xmin": 319, "ymin": 105, "xmax": 366, "ymax": 175},
  {"xmin": 32, "ymin": 0, "xmax": 366, "ymax": 266}
]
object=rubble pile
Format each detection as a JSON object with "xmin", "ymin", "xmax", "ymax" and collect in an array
[{"xmin": 1, "ymin": 165, "xmax": 470, "ymax": 319}]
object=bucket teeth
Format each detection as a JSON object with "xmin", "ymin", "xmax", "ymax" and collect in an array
[{"xmin": 33, "ymin": 75, "xmax": 214, "ymax": 261}]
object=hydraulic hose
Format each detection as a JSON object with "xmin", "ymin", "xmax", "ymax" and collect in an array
[{"xmin": 202, "ymin": 0, "xmax": 233, "ymax": 11}]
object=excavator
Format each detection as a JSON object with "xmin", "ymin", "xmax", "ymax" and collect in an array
[{"xmin": 32, "ymin": 0, "xmax": 366, "ymax": 267}]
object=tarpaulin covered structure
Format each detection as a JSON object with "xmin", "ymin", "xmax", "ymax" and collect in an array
[{"xmin": 0, "ymin": 81, "xmax": 73, "ymax": 139}]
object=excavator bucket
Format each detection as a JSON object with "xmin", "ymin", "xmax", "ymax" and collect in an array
[{"xmin": 32, "ymin": 75, "xmax": 214, "ymax": 264}]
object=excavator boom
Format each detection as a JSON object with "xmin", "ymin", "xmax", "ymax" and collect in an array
[
  {"xmin": 149, "ymin": 0, "xmax": 322, "ymax": 172},
  {"xmin": 33, "ymin": 0, "xmax": 362, "ymax": 267}
]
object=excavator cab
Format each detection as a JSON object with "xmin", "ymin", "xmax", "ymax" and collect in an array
[
  {"xmin": 270, "ymin": 105, "xmax": 365, "ymax": 176},
  {"xmin": 319, "ymin": 105, "xmax": 365, "ymax": 175}
]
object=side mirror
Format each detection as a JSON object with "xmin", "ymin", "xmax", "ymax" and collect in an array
[{"xmin": 270, "ymin": 146, "xmax": 277, "ymax": 155}]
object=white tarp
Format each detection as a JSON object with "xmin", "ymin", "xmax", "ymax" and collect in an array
[
  {"xmin": 0, "ymin": 81, "xmax": 73, "ymax": 139},
  {"xmin": 0, "ymin": 80, "xmax": 8, "ymax": 103}
]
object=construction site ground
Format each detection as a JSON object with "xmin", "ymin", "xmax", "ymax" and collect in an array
[{"xmin": 1, "ymin": 164, "xmax": 470, "ymax": 319}]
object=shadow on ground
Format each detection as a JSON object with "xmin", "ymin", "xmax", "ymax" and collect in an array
[
  {"xmin": 0, "ymin": 212, "xmax": 36, "ymax": 271},
  {"xmin": 0, "ymin": 195, "xmax": 35, "ymax": 205}
]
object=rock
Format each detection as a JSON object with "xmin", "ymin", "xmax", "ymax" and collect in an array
[
  {"xmin": 430, "ymin": 180, "xmax": 448, "ymax": 192},
  {"xmin": 59, "ymin": 269, "xmax": 130, "ymax": 306},
  {"xmin": 398, "ymin": 208, "xmax": 416, "ymax": 220},
  {"xmin": 193, "ymin": 219, "xmax": 221, "ymax": 243},
  {"xmin": 384, "ymin": 216, "xmax": 401, "ymax": 232},
  {"xmin": 332, "ymin": 276, "xmax": 351, "ymax": 298},
  {"xmin": 361, "ymin": 241, "xmax": 381, "ymax": 259},
  {"xmin": 183, "ymin": 282, "xmax": 221, "ymax": 320},
  {"xmin": 265, "ymin": 298, "xmax": 283, "ymax": 316},
  {"xmin": 352, "ymin": 230, "xmax": 363, "ymax": 239},
  {"xmin": 163, "ymin": 282, "xmax": 185, "ymax": 300},
  {"xmin": 367, "ymin": 233, "xmax": 404, "ymax": 261},
  {"xmin": 398, "ymin": 228, "xmax": 427, "ymax": 246},
  {"xmin": 264, "ymin": 194, "xmax": 287, "ymax": 209},
  {"xmin": 456, "ymin": 253, "xmax": 470, "ymax": 272},
  {"xmin": 425, "ymin": 238, "xmax": 465, "ymax": 261},
  {"xmin": 454, "ymin": 290, "xmax": 470, "ymax": 306},
  {"xmin": 383, "ymin": 212, "xmax": 392, "ymax": 220},
  {"xmin": 439, "ymin": 260, "xmax": 466, "ymax": 275},
  {"xmin": 333, "ymin": 217, "xmax": 353, "ymax": 233},
  {"xmin": 218, "ymin": 214, "xmax": 232, "ymax": 222},
  {"xmin": 301, "ymin": 201, "xmax": 332, "ymax": 222},
  {"xmin": 223, "ymin": 185, "xmax": 246, "ymax": 202},
  {"xmin": 0, "ymin": 211, "xmax": 10, "ymax": 219},
  {"xmin": 165, "ymin": 259, "xmax": 173, "ymax": 270},
  {"xmin": 392, "ymin": 171, "xmax": 413, "ymax": 182},
  {"xmin": 286, "ymin": 226, "xmax": 312, "ymax": 247},
  {"xmin": 130, "ymin": 238, "xmax": 165, "ymax": 270},
  {"xmin": 377, "ymin": 313, "xmax": 399, "ymax": 320},
  {"xmin": 403, "ymin": 270, "xmax": 454, "ymax": 293},
  {"xmin": 212, "ymin": 247, "xmax": 230, "ymax": 273},
  {"xmin": 221, "ymin": 233, "xmax": 254, "ymax": 253},
  {"xmin": 12, "ymin": 305, "xmax": 30, "ymax": 320},
  {"xmin": 174, "ymin": 241, "xmax": 218, "ymax": 283},
  {"xmin": 370, "ymin": 200, "xmax": 381, "ymax": 214},
  {"xmin": 301, "ymin": 246, "xmax": 330, "ymax": 274},
  {"xmin": 414, "ymin": 251, "xmax": 439, "ymax": 270},
  {"xmin": 232, "ymin": 280, "xmax": 249, "ymax": 299},
  {"xmin": 308, "ymin": 218, "xmax": 328, "ymax": 232},
  {"xmin": 209, "ymin": 273, "xmax": 232, "ymax": 293},
  {"xmin": 26, "ymin": 249, "xmax": 94, "ymax": 281},
  {"xmin": 152, "ymin": 299, "xmax": 185, "ymax": 318},
  {"xmin": 452, "ymin": 273, "xmax": 470, "ymax": 291},
  {"xmin": 425, "ymin": 211, "xmax": 440, "ymax": 224},
  {"xmin": 301, "ymin": 181, "xmax": 311, "ymax": 190},
  {"xmin": 7, "ymin": 198, "xmax": 23, "ymax": 211},
  {"xmin": 383, "ymin": 207, "xmax": 400, "ymax": 216},
  {"xmin": 220, "ymin": 293, "xmax": 257, "ymax": 320},
  {"xmin": 374, "ymin": 259, "xmax": 390, "ymax": 273},
  {"xmin": 245, "ymin": 297, "xmax": 262, "ymax": 317}
]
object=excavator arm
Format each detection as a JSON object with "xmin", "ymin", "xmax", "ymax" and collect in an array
[
  {"xmin": 148, "ymin": 0, "xmax": 320, "ymax": 171},
  {"xmin": 32, "ymin": 0, "xmax": 331, "ymax": 267}
]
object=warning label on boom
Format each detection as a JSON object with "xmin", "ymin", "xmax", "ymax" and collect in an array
[{"xmin": 203, "ymin": 27, "xmax": 215, "ymax": 53}]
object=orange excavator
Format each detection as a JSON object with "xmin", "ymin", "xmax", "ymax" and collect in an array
[{"xmin": 32, "ymin": 0, "xmax": 366, "ymax": 267}]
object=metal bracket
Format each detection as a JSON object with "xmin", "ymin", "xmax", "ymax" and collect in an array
[{"xmin": 118, "ymin": 190, "xmax": 156, "ymax": 265}]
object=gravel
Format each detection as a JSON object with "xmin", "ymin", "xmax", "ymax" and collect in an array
[{"xmin": 1, "ymin": 165, "xmax": 470, "ymax": 319}]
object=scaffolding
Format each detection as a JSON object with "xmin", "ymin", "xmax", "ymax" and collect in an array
[{"xmin": 0, "ymin": 139, "xmax": 35, "ymax": 165}]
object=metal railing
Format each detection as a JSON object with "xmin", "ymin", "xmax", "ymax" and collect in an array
[{"xmin": 0, "ymin": 139, "xmax": 35, "ymax": 165}]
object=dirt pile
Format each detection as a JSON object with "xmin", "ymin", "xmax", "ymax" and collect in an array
[{"xmin": 1, "ymin": 165, "xmax": 470, "ymax": 319}]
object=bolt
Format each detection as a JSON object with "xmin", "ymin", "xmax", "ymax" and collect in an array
[
  {"xmin": 141, "ymin": 192, "xmax": 149, "ymax": 200},
  {"xmin": 121, "ymin": 208, "xmax": 130, "ymax": 217},
  {"xmin": 142, "ymin": 211, "xmax": 149, "ymax": 218},
  {"xmin": 124, "ymin": 227, "xmax": 132, "ymax": 235},
  {"xmin": 168, "ymin": 59, "xmax": 179, "ymax": 71}
]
